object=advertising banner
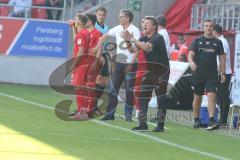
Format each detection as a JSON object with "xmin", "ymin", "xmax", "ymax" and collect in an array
[
  {"xmin": 0, "ymin": 18, "xmax": 69, "ymax": 58},
  {"xmin": 231, "ymin": 32, "xmax": 240, "ymax": 105}
]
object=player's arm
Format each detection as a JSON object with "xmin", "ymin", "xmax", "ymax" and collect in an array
[
  {"xmin": 131, "ymin": 50, "xmax": 139, "ymax": 64},
  {"xmin": 92, "ymin": 33, "xmax": 109, "ymax": 54},
  {"xmin": 188, "ymin": 39, "xmax": 198, "ymax": 71},
  {"xmin": 218, "ymin": 41, "xmax": 226, "ymax": 83},
  {"xmin": 132, "ymin": 40, "xmax": 153, "ymax": 52},
  {"xmin": 218, "ymin": 53, "xmax": 226, "ymax": 74},
  {"xmin": 218, "ymin": 53, "xmax": 226, "ymax": 83},
  {"xmin": 188, "ymin": 51, "xmax": 197, "ymax": 71},
  {"xmin": 70, "ymin": 46, "xmax": 84, "ymax": 72},
  {"xmin": 95, "ymin": 46, "xmax": 105, "ymax": 65},
  {"xmin": 71, "ymin": 27, "xmax": 78, "ymax": 40}
]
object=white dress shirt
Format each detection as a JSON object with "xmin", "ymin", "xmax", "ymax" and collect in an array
[
  {"xmin": 108, "ymin": 23, "xmax": 141, "ymax": 63},
  {"xmin": 158, "ymin": 28, "xmax": 170, "ymax": 58},
  {"xmin": 218, "ymin": 35, "xmax": 232, "ymax": 74}
]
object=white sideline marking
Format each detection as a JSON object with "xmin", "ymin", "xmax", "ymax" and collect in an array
[
  {"xmin": 0, "ymin": 132, "xmax": 155, "ymax": 144},
  {"xmin": 0, "ymin": 92, "xmax": 232, "ymax": 160}
]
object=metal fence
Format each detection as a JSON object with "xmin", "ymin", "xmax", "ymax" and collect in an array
[
  {"xmin": 191, "ymin": 3, "xmax": 240, "ymax": 31},
  {"xmin": 0, "ymin": 2, "xmax": 67, "ymax": 20},
  {"xmin": 0, "ymin": 0, "xmax": 105, "ymax": 21}
]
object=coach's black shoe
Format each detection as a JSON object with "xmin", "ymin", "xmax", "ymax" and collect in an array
[
  {"xmin": 152, "ymin": 126, "xmax": 164, "ymax": 132},
  {"xmin": 193, "ymin": 120, "xmax": 201, "ymax": 128},
  {"xmin": 100, "ymin": 114, "xmax": 115, "ymax": 121},
  {"xmin": 93, "ymin": 107, "xmax": 104, "ymax": 116},
  {"xmin": 132, "ymin": 125, "xmax": 148, "ymax": 132},
  {"xmin": 206, "ymin": 121, "xmax": 219, "ymax": 131}
]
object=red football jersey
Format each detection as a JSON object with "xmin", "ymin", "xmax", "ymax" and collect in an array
[
  {"xmin": 89, "ymin": 28, "xmax": 102, "ymax": 49},
  {"xmin": 73, "ymin": 29, "xmax": 90, "ymax": 57}
]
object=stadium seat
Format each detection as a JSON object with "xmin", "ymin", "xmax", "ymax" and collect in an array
[
  {"xmin": 170, "ymin": 50, "xmax": 179, "ymax": 61},
  {"xmin": 0, "ymin": 6, "xmax": 9, "ymax": 16},
  {"xmin": 31, "ymin": 8, "xmax": 47, "ymax": 19},
  {"xmin": 32, "ymin": 0, "xmax": 46, "ymax": 5},
  {"xmin": 32, "ymin": 0, "xmax": 47, "ymax": 19},
  {"xmin": 0, "ymin": 0, "xmax": 9, "ymax": 3}
]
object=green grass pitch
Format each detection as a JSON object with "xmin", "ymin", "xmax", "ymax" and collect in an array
[{"xmin": 0, "ymin": 83, "xmax": 239, "ymax": 160}]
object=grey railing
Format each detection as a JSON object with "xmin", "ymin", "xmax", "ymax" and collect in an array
[
  {"xmin": 0, "ymin": 0, "xmax": 109, "ymax": 21},
  {"xmin": 0, "ymin": 1, "xmax": 67, "ymax": 20},
  {"xmin": 191, "ymin": 3, "xmax": 240, "ymax": 31}
]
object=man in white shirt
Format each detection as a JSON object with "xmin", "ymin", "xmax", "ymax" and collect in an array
[
  {"xmin": 8, "ymin": 0, "xmax": 32, "ymax": 18},
  {"xmin": 213, "ymin": 24, "xmax": 232, "ymax": 126},
  {"xmin": 95, "ymin": 9, "xmax": 141, "ymax": 121},
  {"xmin": 157, "ymin": 15, "xmax": 170, "ymax": 59}
]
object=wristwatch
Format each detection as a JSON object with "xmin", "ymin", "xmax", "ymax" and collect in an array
[{"xmin": 130, "ymin": 37, "xmax": 136, "ymax": 43}]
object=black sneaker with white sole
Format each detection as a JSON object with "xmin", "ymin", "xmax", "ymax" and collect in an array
[
  {"xmin": 206, "ymin": 121, "xmax": 219, "ymax": 131},
  {"xmin": 100, "ymin": 114, "xmax": 115, "ymax": 121},
  {"xmin": 132, "ymin": 125, "xmax": 148, "ymax": 132},
  {"xmin": 193, "ymin": 120, "xmax": 201, "ymax": 128}
]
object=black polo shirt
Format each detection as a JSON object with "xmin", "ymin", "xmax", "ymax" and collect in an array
[
  {"xmin": 189, "ymin": 35, "xmax": 224, "ymax": 78},
  {"xmin": 139, "ymin": 32, "xmax": 169, "ymax": 67}
]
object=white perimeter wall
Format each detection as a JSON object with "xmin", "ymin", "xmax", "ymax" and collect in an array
[{"xmin": 0, "ymin": 55, "xmax": 66, "ymax": 85}]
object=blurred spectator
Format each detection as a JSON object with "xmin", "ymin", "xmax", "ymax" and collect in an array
[
  {"xmin": 91, "ymin": 0, "xmax": 97, "ymax": 5},
  {"xmin": 8, "ymin": 0, "xmax": 32, "ymax": 18},
  {"xmin": 170, "ymin": 35, "xmax": 188, "ymax": 61},
  {"xmin": 157, "ymin": 15, "xmax": 170, "ymax": 59},
  {"xmin": 78, "ymin": 0, "xmax": 97, "ymax": 5},
  {"xmin": 177, "ymin": 54, "xmax": 187, "ymax": 62},
  {"xmin": 46, "ymin": 0, "xmax": 63, "ymax": 20},
  {"xmin": 178, "ymin": 35, "xmax": 188, "ymax": 61},
  {"xmin": 177, "ymin": 35, "xmax": 187, "ymax": 48},
  {"xmin": 78, "ymin": 0, "xmax": 85, "ymax": 3}
]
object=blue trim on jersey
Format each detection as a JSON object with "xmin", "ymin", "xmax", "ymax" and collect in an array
[{"xmin": 95, "ymin": 22, "xmax": 109, "ymax": 34}]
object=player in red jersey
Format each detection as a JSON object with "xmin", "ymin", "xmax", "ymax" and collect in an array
[
  {"xmin": 70, "ymin": 13, "xmax": 90, "ymax": 120},
  {"xmin": 84, "ymin": 13, "xmax": 104, "ymax": 117},
  {"xmin": 134, "ymin": 18, "xmax": 147, "ymax": 118}
]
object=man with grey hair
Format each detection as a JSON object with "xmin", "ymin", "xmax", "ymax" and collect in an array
[{"xmin": 94, "ymin": 9, "xmax": 141, "ymax": 121}]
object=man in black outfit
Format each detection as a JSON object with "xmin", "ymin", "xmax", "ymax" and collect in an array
[
  {"xmin": 121, "ymin": 16, "xmax": 170, "ymax": 132},
  {"xmin": 213, "ymin": 24, "xmax": 232, "ymax": 126},
  {"xmin": 188, "ymin": 19, "xmax": 226, "ymax": 131}
]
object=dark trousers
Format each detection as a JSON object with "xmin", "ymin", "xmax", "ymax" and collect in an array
[
  {"xmin": 106, "ymin": 62, "xmax": 136, "ymax": 116},
  {"xmin": 138, "ymin": 64, "xmax": 170, "ymax": 127},
  {"xmin": 46, "ymin": 0, "xmax": 63, "ymax": 20},
  {"xmin": 217, "ymin": 74, "xmax": 232, "ymax": 123}
]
